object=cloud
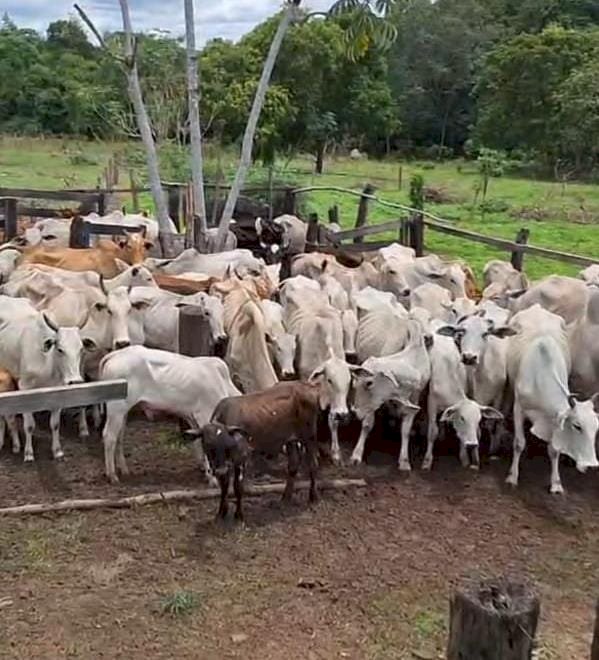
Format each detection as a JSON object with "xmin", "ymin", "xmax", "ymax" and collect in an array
[{"xmin": 4, "ymin": 0, "xmax": 333, "ymax": 45}]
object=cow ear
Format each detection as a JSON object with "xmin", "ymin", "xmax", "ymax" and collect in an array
[
  {"xmin": 82, "ymin": 338, "xmax": 97, "ymax": 351},
  {"xmin": 309, "ymin": 366, "xmax": 325, "ymax": 383},
  {"xmin": 436, "ymin": 325, "xmax": 457, "ymax": 337},
  {"xmin": 440, "ymin": 405, "xmax": 457, "ymax": 423},
  {"xmin": 490, "ymin": 326, "xmax": 517, "ymax": 338},
  {"xmin": 255, "ymin": 217, "xmax": 263, "ymax": 235},
  {"xmin": 183, "ymin": 429, "xmax": 202, "ymax": 443},
  {"xmin": 507, "ymin": 288, "xmax": 527, "ymax": 299},
  {"xmin": 480, "ymin": 405, "xmax": 503, "ymax": 421},
  {"xmin": 349, "ymin": 365, "xmax": 373, "ymax": 380}
]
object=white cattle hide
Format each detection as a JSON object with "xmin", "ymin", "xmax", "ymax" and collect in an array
[
  {"xmin": 260, "ymin": 299, "xmax": 297, "ymax": 379},
  {"xmin": 100, "ymin": 346, "xmax": 240, "ymax": 483},
  {"xmin": 147, "ymin": 248, "xmax": 264, "ymax": 278}
]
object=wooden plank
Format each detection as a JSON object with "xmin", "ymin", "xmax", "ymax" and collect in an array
[
  {"xmin": 0, "ymin": 188, "xmax": 100, "ymax": 203},
  {"xmin": 17, "ymin": 206, "xmax": 73, "ymax": 219},
  {"xmin": 423, "ymin": 220, "xmax": 599, "ymax": 267},
  {"xmin": 336, "ymin": 241, "xmax": 391, "ymax": 252},
  {"xmin": 84, "ymin": 222, "xmax": 145, "ymax": 237},
  {"xmin": 0, "ymin": 380, "xmax": 127, "ymax": 415},
  {"xmin": 353, "ymin": 183, "xmax": 376, "ymax": 244},
  {"xmin": 334, "ymin": 219, "xmax": 402, "ymax": 241}
]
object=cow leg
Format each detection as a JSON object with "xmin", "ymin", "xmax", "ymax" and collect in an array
[
  {"xmin": 506, "ymin": 398, "xmax": 526, "ymax": 487},
  {"xmin": 307, "ymin": 444, "xmax": 319, "ymax": 503},
  {"xmin": 7, "ymin": 416, "xmax": 20, "ymax": 454},
  {"xmin": 350, "ymin": 413, "xmax": 374, "ymax": 465},
  {"xmin": 469, "ymin": 446, "xmax": 480, "ymax": 470},
  {"xmin": 422, "ymin": 401, "xmax": 438, "ymax": 471},
  {"xmin": 547, "ymin": 445, "xmax": 564, "ymax": 494},
  {"xmin": 22, "ymin": 412, "xmax": 36, "ymax": 463},
  {"xmin": 78, "ymin": 408, "xmax": 90, "ymax": 439},
  {"xmin": 115, "ymin": 426, "xmax": 129, "ymax": 477},
  {"xmin": 190, "ymin": 437, "xmax": 218, "ymax": 488},
  {"xmin": 92, "ymin": 404, "xmax": 103, "ymax": 430},
  {"xmin": 398, "ymin": 409, "xmax": 418, "ymax": 472},
  {"xmin": 233, "ymin": 465, "xmax": 244, "ymax": 522},
  {"xmin": 283, "ymin": 441, "xmax": 301, "ymax": 502},
  {"xmin": 50, "ymin": 409, "xmax": 63, "ymax": 460},
  {"xmin": 217, "ymin": 472, "xmax": 230, "ymax": 519},
  {"xmin": 328, "ymin": 413, "xmax": 342, "ymax": 465},
  {"xmin": 103, "ymin": 404, "xmax": 127, "ymax": 484}
]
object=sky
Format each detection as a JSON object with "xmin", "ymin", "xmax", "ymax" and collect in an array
[{"xmin": 4, "ymin": 0, "xmax": 333, "ymax": 45}]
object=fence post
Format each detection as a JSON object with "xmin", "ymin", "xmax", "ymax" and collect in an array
[
  {"xmin": 306, "ymin": 213, "xmax": 320, "ymax": 252},
  {"xmin": 447, "ymin": 577, "xmax": 540, "ymax": 660},
  {"xmin": 129, "ymin": 169, "xmax": 139, "ymax": 213},
  {"xmin": 328, "ymin": 205, "xmax": 339, "ymax": 225},
  {"xmin": 178, "ymin": 307, "xmax": 216, "ymax": 357},
  {"xmin": 511, "ymin": 228, "xmax": 530, "ymax": 272},
  {"xmin": 69, "ymin": 216, "xmax": 90, "ymax": 248},
  {"xmin": 398, "ymin": 165, "xmax": 403, "ymax": 191},
  {"xmin": 97, "ymin": 192, "xmax": 106, "ymax": 216},
  {"xmin": 192, "ymin": 214, "xmax": 204, "ymax": 252},
  {"xmin": 411, "ymin": 213, "xmax": 424, "ymax": 257},
  {"xmin": 3, "ymin": 198, "xmax": 17, "ymax": 241},
  {"xmin": 592, "ymin": 599, "xmax": 599, "ymax": 660},
  {"xmin": 398, "ymin": 217, "xmax": 407, "ymax": 246},
  {"xmin": 167, "ymin": 186, "xmax": 181, "ymax": 232},
  {"xmin": 353, "ymin": 183, "xmax": 376, "ymax": 244},
  {"xmin": 284, "ymin": 187, "xmax": 297, "ymax": 215}
]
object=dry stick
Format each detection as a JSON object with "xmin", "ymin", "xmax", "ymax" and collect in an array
[{"xmin": 0, "ymin": 479, "xmax": 367, "ymax": 516}]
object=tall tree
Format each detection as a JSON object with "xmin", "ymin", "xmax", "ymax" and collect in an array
[
  {"xmin": 118, "ymin": 0, "xmax": 170, "ymax": 233},
  {"xmin": 215, "ymin": 0, "xmax": 302, "ymax": 249},
  {"xmin": 184, "ymin": 0, "xmax": 207, "ymax": 246}
]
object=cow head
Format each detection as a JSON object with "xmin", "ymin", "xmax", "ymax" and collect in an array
[
  {"xmin": 552, "ymin": 395, "xmax": 599, "ymax": 473},
  {"xmin": 41, "ymin": 313, "xmax": 93, "ymax": 385},
  {"xmin": 176, "ymin": 293, "xmax": 227, "ymax": 353},
  {"xmin": 185, "ymin": 423, "xmax": 251, "ymax": 477},
  {"xmin": 437, "ymin": 316, "xmax": 515, "ymax": 366},
  {"xmin": 350, "ymin": 366, "xmax": 419, "ymax": 421},
  {"xmin": 118, "ymin": 230, "xmax": 152, "ymax": 265},
  {"xmin": 378, "ymin": 260, "xmax": 411, "ymax": 298},
  {"xmin": 441, "ymin": 400, "xmax": 502, "ymax": 468},
  {"xmin": 266, "ymin": 331, "xmax": 297, "ymax": 380},
  {"xmin": 310, "ymin": 354, "xmax": 352, "ymax": 422}
]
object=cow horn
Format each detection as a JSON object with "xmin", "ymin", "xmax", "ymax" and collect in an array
[
  {"xmin": 42, "ymin": 313, "xmax": 59, "ymax": 333},
  {"xmin": 99, "ymin": 275, "xmax": 108, "ymax": 296},
  {"xmin": 77, "ymin": 310, "xmax": 90, "ymax": 330},
  {"xmin": 568, "ymin": 394, "xmax": 578, "ymax": 409}
]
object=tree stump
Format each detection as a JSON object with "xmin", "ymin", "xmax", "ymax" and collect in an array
[
  {"xmin": 591, "ymin": 599, "xmax": 599, "ymax": 660},
  {"xmin": 447, "ymin": 577, "xmax": 540, "ymax": 660}
]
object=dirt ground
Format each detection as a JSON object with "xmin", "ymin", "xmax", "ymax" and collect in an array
[{"xmin": 1, "ymin": 415, "xmax": 599, "ymax": 660}]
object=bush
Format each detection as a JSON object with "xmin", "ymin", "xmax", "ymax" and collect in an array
[{"xmin": 479, "ymin": 198, "xmax": 510, "ymax": 213}]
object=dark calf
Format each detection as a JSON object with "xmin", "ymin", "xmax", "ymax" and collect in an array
[
  {"xmin": 186, "ymin": 423, "xmax": 250, "ymax": 522},
  {"xmin": 211, "ymin": 381, "xmax": 321, "ymax": 507}
]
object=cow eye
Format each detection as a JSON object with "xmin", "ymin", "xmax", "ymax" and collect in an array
[
  {"xmin": 94, "ymin": 303, "xmax": 107, "ymax": 312},
  {"xmin": 365, "ymin": 380, "xmax": 374, "ymax": 390},
  {"xmin": 573, "ymin": 422, "xmax": 583, "ymax": 433},
  {"xmin": 42, "ymin": 338, "xmax": 55, "ymax": 353},
  {"xmin": 56, "ymin": 346, "xmax": 65, "ymax": 355}
]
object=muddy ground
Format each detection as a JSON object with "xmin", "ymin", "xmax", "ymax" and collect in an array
[{"xmin": 1, "ymin": 414, "xmax": 599, "ymax": 659}]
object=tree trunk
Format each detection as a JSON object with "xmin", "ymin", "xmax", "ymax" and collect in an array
[
  {"xmin": 118, "ymin": 0, "xmax": 171, "ymax": 235},
  {"xmin": 315, "ymin": 143, "xmax": 325, "ymax": 174},
  {"xmin": 215, "ymin": 3, "xmax": 300, "ymax": 250},
  {"xmin": 184, "ymin": 0, "xmax": 208, "ymax": 250}
]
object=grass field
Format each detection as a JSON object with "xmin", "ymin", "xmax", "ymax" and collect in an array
[{"xmin": 2, "ymin": 136, "xmax": 599, "ymax": 279}]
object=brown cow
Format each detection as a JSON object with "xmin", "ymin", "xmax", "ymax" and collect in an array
[
  {"xmin": 190, "ymin": 381, "xmax": 320, "ymax": 520},
  {"xmin": 0, "ymin": 369, "xmax": 20, "ymax": 455},
  {"xmin": 7, "ymin": 233, "xmax": 150, "ymax": 278}
]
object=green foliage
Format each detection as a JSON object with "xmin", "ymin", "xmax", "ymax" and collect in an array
[
  {"xmin": 476, "ymin": 148, "xmax": 508, "ymax": 200},
  {"xmin": 160, "ymin": 591, "xmax": 199, "ymax": 617},
  {"xmin": 409, "ymin": 173, "xmax": 424, "ymax": 210}
]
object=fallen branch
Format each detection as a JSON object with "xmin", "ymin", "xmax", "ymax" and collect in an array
[{"xmin": 0, "ymin": 478, "xmax": 367, "ymax": 516}]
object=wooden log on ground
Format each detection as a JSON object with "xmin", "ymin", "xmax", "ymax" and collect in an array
[
  {"xmin": 0, "ymin": 479, "xmax": 367, "ymax": 516},
  {"xmin": 592, "ymin": 598, "xmax": 599, "ymax": 660},
  {"xmin": 447, "ymin": 577, "xmax": 540, "ymax": 660}
]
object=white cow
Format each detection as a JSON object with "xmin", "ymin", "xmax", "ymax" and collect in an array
[
  {"xmin": 506, "ymin": 304, "xmax": 599, "ymax": 493},
  {"xmin": 350, "ymin": 319, "xmax": 431, "ymax": 470},
  {"xmin": 425, "ymin": 322, "xmax": 503, "ymax": 470},
  {"xmin": 0, "ymin": 296, "xmax": 93, "ymax": 461},
  {"xmin": 100, "ymin": 346, "xmax": 240, "ymax": 484},
  {"xmin": 509, "ymin": 275, "xmax": 588, "ymax": 324},
  {"xmin": 353, "ymin": 287, "xmax": 410, "ymax": 362},
  {"xmin": 260, "ymin": 300, "xmax": 297, "ymax": 379},
  {"xmin": 84, "ymin": 210, "xmax": 177, "ymax": 243},
  {"xmin": 129, "ymin": 287, "xmax": 226, "ymax": 354},
  {"xmin": 222, "ymin": 286, "xmax": 278, "ymax": 393},
  {"xmin": 0, "ymin": 248, "xmax": 21, "ymax": 283},
  {"xmin": 569, "ymin": 288, "xmax": 599, "ymax": 397},
  {"xmin": 579, "ymin": 264, "xmax": 599, "ymax": 287},
  {"xmin": 146, "ymin": 248, "xmax": 264, "ymax": 278},
  {"xmin": 482, "ymin": 259, "xmax": 528, "ymax": 295},
  {"xmin": 409, "ymin": 282, "xmax": 453, "ymax": 321}
]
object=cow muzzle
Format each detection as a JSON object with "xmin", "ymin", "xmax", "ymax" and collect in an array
[
  {"xmin": 114, "ymin": 340, "xmax": 131, "ymax": 350},
  {"xmin": 66, "ymin": 378, "xmax": 84, "ymax": 386},
  {"xmin": 462, "ymin": 354, "xmax": 478, "ymax": 366},
  {"xmin": 281, "ymin": 371, "xmax": 296, "ymax": 381},
  {"xmin": 333, "ymin": 411, "xmax": 351, "ymax": 424},
  {"xmin": 214, "ymin": 336, "xmax": 228, "ymax": 358}
]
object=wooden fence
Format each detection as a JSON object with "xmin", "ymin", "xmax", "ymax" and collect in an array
[{"xmin": 293, "ymin": 184, "xmax": 599, "ymax": 272}]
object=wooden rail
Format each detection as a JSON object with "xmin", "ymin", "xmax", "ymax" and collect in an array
[{"xmin": 0, "ymin": 380, "xmax": 127, "ymax": 415}]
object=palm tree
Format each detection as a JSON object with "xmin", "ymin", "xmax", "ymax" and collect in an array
[{"xmin": 328, "ymin": 0, "xmax": 399, "ymax": 60}]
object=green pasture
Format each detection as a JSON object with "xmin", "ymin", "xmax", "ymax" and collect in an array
[{"xmin": 2, "ymin": 136, "xmax": 599, "ymax": 280}]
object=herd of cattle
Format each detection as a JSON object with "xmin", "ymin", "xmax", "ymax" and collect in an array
[{"xmin": 1, "ymin": 209, "xmax": 599, "ymax": 520}]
